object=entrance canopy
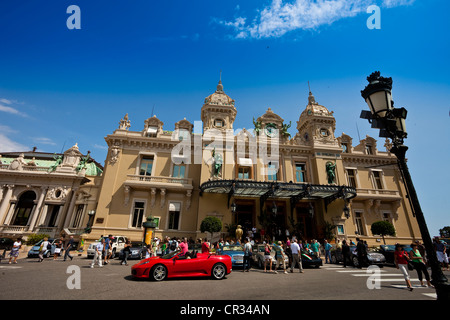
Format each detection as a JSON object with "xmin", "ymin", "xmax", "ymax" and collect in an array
[{"xmin": 200, "ymin": 180, "xmax": 357, "ymax": 212}]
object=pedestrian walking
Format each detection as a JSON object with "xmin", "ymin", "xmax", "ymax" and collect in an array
[
  {"xmin": 145, "ymin": 243, "xmax": 151, "ymax": 259},
  {"xmin": 243, "ymin": 238, "xmax": 252, "ymax": 272},
  {"xmin": 409, "ymin": 243, "xmax": 433, "ymax": 288},
  {"xmin": 38, "ymin": 237, "xmax": 50, "ymax": 262},
  {"xmin": 53, "ymin": 237, "xmax": 63, "ymax": 260},
  {"xmin": 64, "ymin": 235, "xmax": 74, "ymax": 261},
  {"xmin": 356, "ymin": 238, "xmax": 367, "ymax": 268},
  {"xmin": 290, "ymin": 239, "xmax": 303, "ymax": 273},
  {"xmin": 324, "ymin": 240, "xmax": 332, "ymax": 264},
  {"xmin": 263, "ymin": 242, "xmax": 273, "ymax": 273},
  {"xmin": 311, "ymin": 239, "xmax": 320, "ymax": 257},
  {"xmin": 91, "ymin": 238, "xmax": 104, "ymax": 268},
  {"xmin": 394, "ymin": 244, "xmax": 413, "ymax": 291},
  {"xmin": 273, "ymin": 241, "xmax": 288, "ymax": 274},
  {"xmin": 104, "ymin": 235, "xmax": 113, "ymax": 264},
  {"xmin": 120, "ymin": 240, "xmax": 131, "ymax": 265},
  {"xmin": 8, "ymin": 237, "xmax": 22, "ymax": 264},
  {"xmin": 342, "ymin": 240, "xmax": 351, "ymax": 268},
  {"xmin": 286, "ymin": 237, "xmax": 292, "ymax": 265},
  {"xmin": 433, "ymin": 237, "xmax": 449, "ymax": 271}
]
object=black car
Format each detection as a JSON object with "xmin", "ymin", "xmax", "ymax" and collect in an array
[
  {"xmin": 118, "ymin": 242, "xmax": 148, "ymax": 260},
  {"xmin": 300, "ymin": 249, "xmax": 323, "ymax": 268},
  {"xmin": 330, "ymin": 246, "xmax": 386, "ymax": 267},
  {"xmin": 378, "ymin": 244, "xmax": 412, "ymax": 265}
]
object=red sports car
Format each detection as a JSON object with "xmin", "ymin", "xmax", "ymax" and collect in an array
[{"xmin": 131, "ymin": 250, "xmax": 232, "ymax": 281}]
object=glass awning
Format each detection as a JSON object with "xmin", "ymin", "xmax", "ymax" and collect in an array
[{"xmin": 200, "ymin": 180, "xmax": 357, "ymax": 201}]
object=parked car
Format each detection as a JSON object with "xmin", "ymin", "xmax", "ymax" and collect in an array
[
  {"xmin": 131, "ymin": 250, "xmax": 232, "ymax": 281},
  {"xmin": 251, "ymin": 244, "xmax": 289, "ymax": 269},
  {"xmin": 27, "ymin": 238, "xmax": 60, "ymax": 258},
  {"xmin": 118, "ymin": 242, "xmax": 148, "ymax": 260},
  {"xmin": 87, "ymin": 235, "xmax": 128, "ymax": 259},
  {"xmin": 299, "ymin": 249, "xmax": 323, "ymax": 268},
  {"xmin": 330, "ymin": 246, "xmax": 386, "ymax": 267},
  {"xmin": 216, "ymin": 245, "xmax": 245, "ymax": 268},
  {"xmin": 378, "ymin": 244, "xmax": 411, "ymax": 265}
]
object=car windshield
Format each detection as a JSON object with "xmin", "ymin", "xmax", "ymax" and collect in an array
[
  {"xmin": 381, "ymin": 245, "xmax": 396, "ymax": 251},
  {"xmin": 131, "ymin": 242, "xmax": 144, "ymax": 248},
  {"xmin": 160, "ymin": 251, "xmax": 180, "ymax": 260},
  {"xmin": 221, "ymin": 245, "xmax": 243, "ymax": 252}
]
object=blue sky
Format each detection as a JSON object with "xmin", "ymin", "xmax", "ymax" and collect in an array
[{"xmin": 0, "ymin": 0, "xmax": 448, "ymax": 236}]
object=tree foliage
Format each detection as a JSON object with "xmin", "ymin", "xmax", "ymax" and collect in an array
[
  {"xmin": 200, "ymin": 216, "xmax": 222, "ymax": 233},
  {"xmin": 371, "ymin": 221, "xmax": 396, "ymax": 244},
  {"xmin": 439, "ymin": 226, "xmax": 450, "ymax": 238}
]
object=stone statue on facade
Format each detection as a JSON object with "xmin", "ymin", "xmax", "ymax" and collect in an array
[{"xmin": 118, "ymin": 113, "xmax": 131, "ymax": 130}]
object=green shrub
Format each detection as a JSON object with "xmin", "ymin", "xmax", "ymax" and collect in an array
[
  {"xmin": 26, "ymin": 233, "xmax": 50, "ymax": 245},
  {"xmin": 200, "ymin": 216, "xmax": 222, "ymax": 234}
]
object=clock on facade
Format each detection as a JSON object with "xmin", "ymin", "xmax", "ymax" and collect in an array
[{"xmin": 264, "ymin": 123, "xmax": 278, "ymax": 138}]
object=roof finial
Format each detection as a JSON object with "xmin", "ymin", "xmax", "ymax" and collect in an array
[
  {"xmin": 216, "ymin": 70, "xmax": 224, "ymax": 92},
  {"xmin": 308, "ymin": 81, "xmax": 317, "ymax": 105},
  {"xmin": 219, "ymin": 70, "xmax": 222, "ymax": 83}
]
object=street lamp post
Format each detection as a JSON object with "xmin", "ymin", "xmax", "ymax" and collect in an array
[{"xmin": 360, "ymin": 71, "xmax": 450, "ymax": 300}]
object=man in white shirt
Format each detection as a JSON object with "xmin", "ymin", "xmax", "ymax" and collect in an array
[
  {"xmin": 290, "ymin": 239, "xmax": 303, "ymax": 273},
  {"xmin": 91, "ymin": 238, "xmax": 104, "ymax": 268}
]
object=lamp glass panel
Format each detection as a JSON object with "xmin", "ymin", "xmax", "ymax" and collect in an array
[{"xmin": 367, "ymin": 91, "xmax": 392, "ymax": 117}]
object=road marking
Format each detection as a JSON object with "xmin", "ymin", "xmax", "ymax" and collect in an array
[
  {"xmin": 391, "ymin": 284, "xmax": 433, "ymax": 289},
  {"xmin": 351, "ymin": 273, "xmax": 402, "ymax": 277},
  {"xmin": 337, "ymin": 270, "xmax": 387, "ymax": 273},
  {"xmin": 0, "ymin": 266, "xmax": 22, "ymax": 269},
  {"xmin": 422, "ymin": 293, "xmax": 437, "ymax": 299}
]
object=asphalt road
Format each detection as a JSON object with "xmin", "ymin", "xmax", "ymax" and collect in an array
[{"xmin": 0, "ymin": 254, "xmax": 444, "ymax": 302}]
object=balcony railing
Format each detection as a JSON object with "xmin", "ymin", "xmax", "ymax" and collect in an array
[
  {"xmin": 0, "ymin": 164, "xmax": 50, "ymax": 172},
  {"xmin": 356, "ymin": 188, "xmax": 400, "ymax": 198},
  {"xmin": 126, "ymin": 174, "xmax": 192, "ymax": 185}
]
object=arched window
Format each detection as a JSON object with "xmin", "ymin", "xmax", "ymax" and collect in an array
[{"xmin": 12, "ymin": 191, "xmax": 36, "ymax": 226}]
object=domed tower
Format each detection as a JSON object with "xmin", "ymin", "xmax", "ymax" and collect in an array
[
  {"xmin": 294, "ymin": 89, "xmax": 339, "ymax": 148},
  {"xmin": 201, "ymin": 79, "xmax": 237, "ymax": 132}
]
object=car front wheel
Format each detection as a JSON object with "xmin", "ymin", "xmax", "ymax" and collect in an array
[
  {"xmin": 352, "ymin": 256, "xmax": 359, "ymax": 267},
  {"xmin": 150, "ymin": 264, "xmax": 167, "ymax": 281},
  {"xmin": 331, "ymin": 255, "xmax": 337, "ymax": 264},
  {"xmin": 211, "ymin": 263, "xmax": 226, "ymax": 280}
]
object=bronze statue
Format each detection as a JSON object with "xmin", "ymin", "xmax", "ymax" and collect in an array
[
  {"xmin": 48, "ymin": 154, "xmax": 63, "ymax": 173},
  {"xmin": 253, "ymin": 117, "xmax": 262, "ymax": 136},
  {"xmin": 76, "ymin": 151, "xmax": 91, "ymax": 172},
  {"xmin": 326, "ymin": 161, "xmax": 337, "ymax": 184},
  {"xmin": 281, "ymin": 121, "xmax": 292, "ymax": 138},
  {"xmin": 235, "ymin": 225, "xmax": 243, "ymax": 242}
]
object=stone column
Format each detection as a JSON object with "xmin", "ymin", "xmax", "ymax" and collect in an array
[
  {"xmin": 63, "ymin": 188, "xmax": 78, "ymax": 228},
  {"xmin": 0, "ymin": 185, "xmax": 4, "ymax": 204},
  {"xmin": 0, "ymin": 185, "xmax": 14, "ymax": 225},
  {"xmin": 28, "ymin": 187, "xmax": 48, "ymax": 231}
]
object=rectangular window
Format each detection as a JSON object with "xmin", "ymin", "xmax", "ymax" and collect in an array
[
  {"xmin": 341, "ymin": 143, "xmax": 348, "ymax": 153},
  {"xmin": 365, "ymin": 145, "xmax": 373, "ymax": 155},
  {"xmin": 72, "ymin": 204, "xmax": 84, "ymax": 228},
  {"xmin": 337, "ymin": 225, "xmax": 345, "ymax": 235},
  {"xmin": 372, "ymin": 171, "xmax": 383, "ymax": 189},
  {"xmin": 238, "ymin": 166, "xmax": 251, "ymax": 179},
  {"xmin": 355, "ymin": 212, "xmax": 365, "ymax": 236},
  {"xmin": 132, "ymin": 201, "xmax": 145, "ymax": 228},
  {"xmin": 382, "ymin": 213, "xmax": 391, "ymax": 222},
  {"xmin": 140, "ymin": 157, "xmax": 154, "ymax": 176},
  {"xmin": 168, "ymin": 202, "xmax": 181, "ymax": 230},
  {"xmin": 346, "ymin": 169, "xmax": 357, "ymax": 188},
  {"xmin": 146, "ymin": 127, "xmax": 158, "ymax": 138},
  {"xmin": 173, "ymin": 164, "xmax": 186, "ymax": 178},
  {"xmin": 267, "ymin": 161, "xmax": 278, "ymax": 181},
  {"xmin": 295, "ymin": 163, "xmax": 306, "ymax": 182}
]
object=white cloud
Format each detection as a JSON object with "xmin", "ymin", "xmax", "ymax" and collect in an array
[
  {"xmin": 93, "ymin": 144, "xmax": 108, "ymax": 150},
  {"xmin": 33, "ymin": 137, "xmax": 57, "ymax": 146},
  {"xmin": 0, "ymin": 104, "xmax": 21, "ymax": 115},
  {"xmin": 217, "ymin": 0, "xmax": 415, "ymax": 39},
  {"xmin": 0, "ymin": 134, "xmax": 28, "ymax": 152}
]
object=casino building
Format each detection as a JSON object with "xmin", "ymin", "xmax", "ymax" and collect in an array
[
  {"xmin": 0, "ymin": 80, "xmax": 422, "ymax": 249},
  {"xmin": 85, "ymin": 80, "xmax": 421, "ymax": 247}
]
